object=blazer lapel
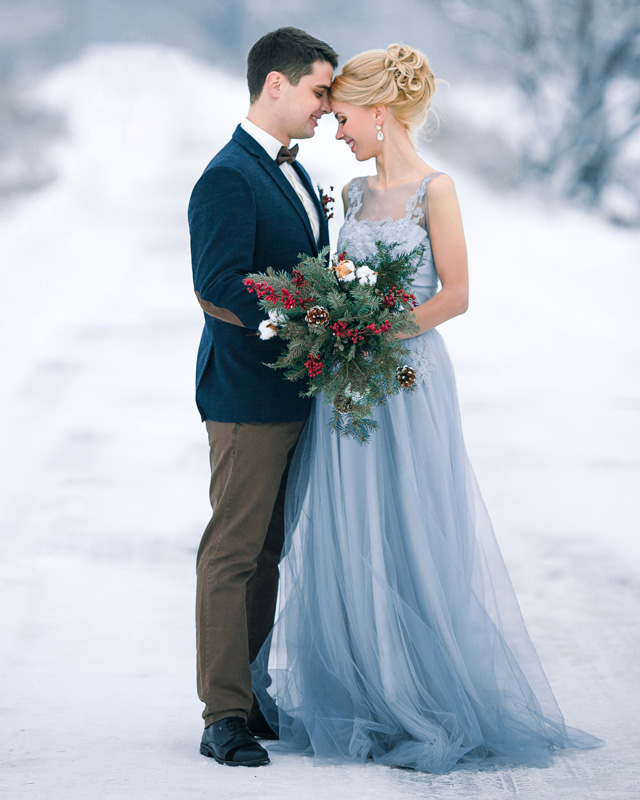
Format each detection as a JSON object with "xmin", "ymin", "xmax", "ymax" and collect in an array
[
  {"xmin": 232, "ymin": 126, "xmax": 318, "ymax": 253},
  {"xmin": 259, "ymin": 156, "xmax": 318, "ymax": 252},
  {"xmin": 293, "ymin": 162, "xmax": 330, "ymax": 251},
  {"xmin": 293, "ymin": 162, "xmax": 321, "ymax": 214}
]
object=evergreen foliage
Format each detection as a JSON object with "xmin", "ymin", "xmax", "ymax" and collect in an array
[{"xmin": 244, "ymin": 243, "xmax": 423, "ymax": 443}]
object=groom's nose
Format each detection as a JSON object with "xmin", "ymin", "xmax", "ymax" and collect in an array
[{"xmin": 320, "ymin": 95, "xmax": 332, "ymax": 115}]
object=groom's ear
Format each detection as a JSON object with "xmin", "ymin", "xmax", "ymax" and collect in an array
[{"xmin": 264, "ymin": 71, "xmax": 286, "ymax": 100}]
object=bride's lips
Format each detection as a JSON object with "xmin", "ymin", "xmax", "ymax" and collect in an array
[{"xmin": 346, "ymin": 139, "xmax": 356, "ymax": 151}]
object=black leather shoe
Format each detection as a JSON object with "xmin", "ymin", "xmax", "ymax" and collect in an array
[
  {"xmin": 247, "ymin": 709, "xmax": 279, "ymax": 741},
  {"xmin": 200, "ymin": 717, "xmax": 270, "ymax": 767}
]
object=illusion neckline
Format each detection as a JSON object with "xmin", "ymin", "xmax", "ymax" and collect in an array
[
  {"xmin": 345, "ymin": 172, "xmax": 440, "ymax": 229},
  {"xmin": 364, "ymin": 172, "xmax": 439, "ymax": 193}
]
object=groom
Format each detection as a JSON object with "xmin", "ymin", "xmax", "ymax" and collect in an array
[{"xmin": 188, "ymin": 28, "xmax": 337, "ymax": 767}]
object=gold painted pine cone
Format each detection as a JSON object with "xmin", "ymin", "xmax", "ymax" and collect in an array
[
  {"xmin": 305, "ymin": 305, "xmax": 330, "ymax": 326},
  {"xmin": 396, "ymin": 365, "xmax": 417, "ymax": 387}
]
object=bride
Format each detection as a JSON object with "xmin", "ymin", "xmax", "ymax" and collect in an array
[{"xmin": 252, "ymin": 43, "xmax": 602, "ymax": 773}]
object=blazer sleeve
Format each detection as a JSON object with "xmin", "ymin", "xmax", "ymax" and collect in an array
[{"xmin": 188, "ymin": 164, "xmax": 265, "ymax": 330}]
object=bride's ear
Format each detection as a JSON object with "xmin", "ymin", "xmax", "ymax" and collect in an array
[{"xmin": 373, "ymin": 105, "xmax": 387, "ymax": 125}]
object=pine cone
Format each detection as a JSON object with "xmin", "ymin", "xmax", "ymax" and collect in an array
[
  {"xmin": 333, "ymin": 395, "xmax": 355, "ymax": 413},
  {"xmin": 305, "ymin": 305, "xmax": 330, "ymax": 326},
  {"xmin": 396, "ymin": 365, "xmax": 417, "ymax": 387}
]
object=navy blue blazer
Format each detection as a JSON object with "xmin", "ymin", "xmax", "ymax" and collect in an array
[{"xmin": 188, "ymin": 125, "xmax": 330, "ymax": 423}]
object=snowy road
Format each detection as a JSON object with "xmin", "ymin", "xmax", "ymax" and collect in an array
[
  {"xmin": 1, "ymin": 523, "xmax": 638, "ymax": 798},
  {"xmin": 1, "ymin": 46, "xmax": 639, "ymax": 799}
]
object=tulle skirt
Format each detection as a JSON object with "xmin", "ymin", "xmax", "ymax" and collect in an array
[{"xmin": 252, "ymin": 329, "xmax": 602, "ymax": 773}]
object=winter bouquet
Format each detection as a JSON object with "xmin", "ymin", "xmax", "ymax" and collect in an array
[{"xmin": 243, "ymin": 243, "xmax": 422, "ymax": 443}]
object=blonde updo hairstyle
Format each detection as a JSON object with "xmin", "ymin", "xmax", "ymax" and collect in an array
[{"xmin": 331, "ymin": 44, "xmax": 436, "ymax": 141}]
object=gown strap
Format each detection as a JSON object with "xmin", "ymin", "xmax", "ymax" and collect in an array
[
  {"xmin": 344, "ymin": 177, "xmax": 366, "ymax": 221},
  {"xmin": 406, "ymin": 171, "xmax": 447, "ymax": 236}
]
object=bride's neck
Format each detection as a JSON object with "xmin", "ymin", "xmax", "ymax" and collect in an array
[{"xmin": 374, "ymin": 132, "xmax": 428, "ymax": 188}]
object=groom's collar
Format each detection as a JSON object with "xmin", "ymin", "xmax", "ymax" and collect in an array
[{"xmin": 239, "ymin": 119, "xmax": 290, "ymax": 162}]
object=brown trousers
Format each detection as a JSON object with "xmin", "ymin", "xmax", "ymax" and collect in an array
[{"xmin": 196, "ymin": 419, "xmax": 305, "ymax": 726}]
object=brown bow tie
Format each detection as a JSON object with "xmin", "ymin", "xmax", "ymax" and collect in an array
[{"xmin": 276, "ymin": 144, "xmax": 299, "ymax": 165}]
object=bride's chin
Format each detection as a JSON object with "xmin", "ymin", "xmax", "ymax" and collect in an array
[{"xmin": 346, "ymin": 141, "xmax": 371, "ymax": 161}]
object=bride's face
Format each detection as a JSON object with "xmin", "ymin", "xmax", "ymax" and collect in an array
[{"xmin": 333, "ymin": 102, "xmax": 379, "ymax": 161}]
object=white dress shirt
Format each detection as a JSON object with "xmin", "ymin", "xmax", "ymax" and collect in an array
[{"xmin": 240, "ymin": 118, "xmax": 320, "ymax": 245}]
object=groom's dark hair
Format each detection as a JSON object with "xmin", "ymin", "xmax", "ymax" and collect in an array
[{"xmin": 247, "ymin": 27, "xmax": 338, "ymax": 103}]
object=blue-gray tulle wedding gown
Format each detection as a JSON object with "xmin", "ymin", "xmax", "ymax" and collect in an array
[{"xmin": 252, "ymin": 173, "xmax": 602, "ymax": 772}]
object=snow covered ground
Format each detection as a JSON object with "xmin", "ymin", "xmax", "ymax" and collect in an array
[{"xmin": 1, "ymin": 45, "xmax": 639, "ymax": 799}]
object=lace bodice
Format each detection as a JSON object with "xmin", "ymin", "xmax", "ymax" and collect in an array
[
  {"xmin": 338, "ymin": 173, "xmax": 443, "ymax": 307},
  {"xmin": 337, "ymin": 172, "xmax": 444, "ymax": 386}
]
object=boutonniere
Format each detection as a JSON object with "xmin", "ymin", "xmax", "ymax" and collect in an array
[{"xmin": 318, "ymin": 185, "xmax": 335, "ymax": 220}]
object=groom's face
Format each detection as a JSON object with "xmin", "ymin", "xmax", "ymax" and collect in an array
[{"xmin": 279, "ymin": 60, "xmax": 333, "ymax": 140}]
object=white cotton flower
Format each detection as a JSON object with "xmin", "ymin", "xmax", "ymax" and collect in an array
[
  {"xmin": 258, "ymin": 319, "xmax": 278, "ymax": 340},
  {"xmin": 356, "ymin": 265, "xmax": 378, "ymax": 285},
  {"xmin": 333, "ymin": 258, "xmax": 356, "ymax": 281}
]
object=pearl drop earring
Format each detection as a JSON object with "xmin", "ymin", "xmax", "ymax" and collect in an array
[{"xmin": 376, "ymin": 124, "xmax": 384, "ymax": 142}]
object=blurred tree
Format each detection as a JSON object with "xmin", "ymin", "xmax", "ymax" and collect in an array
[
  {"xmin": 433, "ymin": 0, "xmax": 640, "ymax": 223},
  {"xmin": 0, "ymin": 83, "xmax": 63, "ymax": 199}
]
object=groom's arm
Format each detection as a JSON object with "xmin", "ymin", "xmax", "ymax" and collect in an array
[{"xmin": 189, "ymin": 164, "xmax": 264, "ymax": 330}]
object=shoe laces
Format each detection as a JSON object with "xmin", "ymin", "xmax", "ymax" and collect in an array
[{"xmin": 224, "ymin": 716, "xmax": 248, "ymax": 735}]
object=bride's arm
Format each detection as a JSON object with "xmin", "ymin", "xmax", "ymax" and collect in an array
[{"xmin": 398, "ymin": 174, "xmax": 468, "ymax": 338}]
